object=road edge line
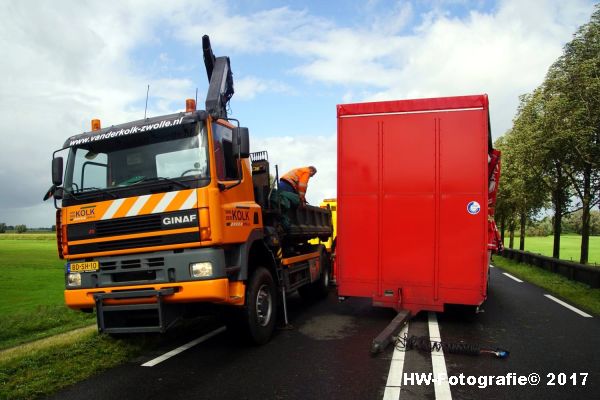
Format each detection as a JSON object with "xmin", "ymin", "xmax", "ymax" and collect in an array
[
  {"xmin": 141, "ymin": 326, "xmax": 227, "ymax": 367},
  {"xmin": 502, "ymin": 272, "xmax": 523, "ymax": 283},
  {"xmin": 543, "ymin": 294, "xmax": 593, "ymax": 318},
  {"xmin": 383, "ymin": 322, "xmax": 409, "ymax": 400},
  {"xmin": 428, "ymin": 312, "xmax": 452, "ymax": 400}
]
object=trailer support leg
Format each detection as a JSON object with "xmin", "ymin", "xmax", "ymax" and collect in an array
[
  {"xmin": 281, "ymin": 286, "xmax": 289, "ymax": 326},
  {"xmin": 370, "ymin": 310, "xmax": 411, "ymax": 355}
]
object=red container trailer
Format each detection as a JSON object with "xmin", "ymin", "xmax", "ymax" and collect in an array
[{"xmin": 336, "ymin": 94, "xmax": 500, "ymax": 315}]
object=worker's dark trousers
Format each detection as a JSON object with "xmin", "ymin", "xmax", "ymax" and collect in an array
[{"xmin": 278, "ymin": 179, "xmax": 296, "ymax": 193}]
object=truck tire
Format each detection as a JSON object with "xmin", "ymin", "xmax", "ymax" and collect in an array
[{"xmin": 241, "ymin": 267, "xmax": 277, "ymax": 345}]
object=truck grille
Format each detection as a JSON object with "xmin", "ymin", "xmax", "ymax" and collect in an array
[
  {"xmin": 68, "ymin": 232, "xmax": 200, "ymax": 255},
  {"xmin": 96, "ymin": 256, "xmax": 168, "ymax": 286},
  {"xmin": 95, "ymin": 214, "xmax": 163, "ymax": 237}
]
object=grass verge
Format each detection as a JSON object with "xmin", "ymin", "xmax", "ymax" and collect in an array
[
  {"xmin": 0, "ymin": 331, "xmax": 152, "ymax": 400},
  {"xmin": 492, "ymin": 255, "xmax": 600, "ymax": 316},
  {"xmin": 0, "ymin": 238, "xmax": 95, "ymax": 349},
  {"xmin": 0, "ymin": 306, "xmax": 94, "ymax": 351}
]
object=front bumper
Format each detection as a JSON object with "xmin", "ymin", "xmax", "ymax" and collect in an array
[{"xmin": 65, "ymin": 278, "xmax": 245, "ymax": 308}]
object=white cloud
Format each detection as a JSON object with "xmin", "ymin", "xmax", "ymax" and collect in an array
[
  {"xmin": 284, "ymin": 0, "xmax": 595, "ymax": 136},
  {"xmin": 0, "ymin": 0, "xmax": 595, "ymax": 226},
  {"xmin": 234, "ymin": 76, "xmax": 293, "ymax": 101}
]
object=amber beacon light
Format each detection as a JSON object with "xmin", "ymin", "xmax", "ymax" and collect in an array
[
  {"xmin": 186, "ymin": 99, "xmax": 196, "ymax": 112},
  {"xmin": 91, "ymin": 119, "xmax": 101, "ymax": 131}
]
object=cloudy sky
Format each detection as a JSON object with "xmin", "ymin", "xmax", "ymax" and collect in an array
[{"xmin": 0, "ymin": 0, "xmax": 595, "ymax": 227}]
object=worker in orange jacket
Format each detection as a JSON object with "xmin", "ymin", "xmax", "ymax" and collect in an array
[{"xmin": 279, "ymin": 166, "xmax": 317, "ymax": 205}]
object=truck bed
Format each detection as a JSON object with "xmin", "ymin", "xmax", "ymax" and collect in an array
[{"xmin": 264, "ymin": 190, "xmax": 332, "ymax": 243}]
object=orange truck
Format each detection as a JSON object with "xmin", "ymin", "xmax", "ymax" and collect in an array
[{"xmin": 44, "ymin": 36, "xmax": 332, "ymax": 344}]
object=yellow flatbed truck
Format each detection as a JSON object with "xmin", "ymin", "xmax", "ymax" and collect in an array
[{"xmin": 44, "ymin": 36, "xmax": 332, "ymax": 344}]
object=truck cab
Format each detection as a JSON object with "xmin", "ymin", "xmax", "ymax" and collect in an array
[{"xmin": 45, "ymin": 36, "xmax": 332, "ymax": 344}]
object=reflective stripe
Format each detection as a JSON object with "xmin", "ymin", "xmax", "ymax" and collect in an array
[
  {"xmin": 179, "ymin": 190, "xmax": 197, "ymax": 210},
  {"xmin": 101, "ymin": 198, "xmax": 125, "ymax": 220},
  {"xmin": 126, "ymin": 194, "xmax": 151, "ymax": 217},
  {"xmin": 152, "ymin": 191, "xmax": 179, "ymax": 213}
]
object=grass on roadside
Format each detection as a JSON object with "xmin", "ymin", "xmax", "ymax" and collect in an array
[
  {"xmin": 0, "ymin": 306, "xmax": 94, "ymax": 350},
  {"xmin": 0, "ymin": 332, "xmax": 151, "ymax": 400},
  {"xmin": 0, "ymin": 233, "xmax": 56, "ymax": 241},
  {"xmin": 492, "ymin": 255, "xmax": 600, "ymax": 316},
  {"xmin": 0, "ymin": 238, "xmax": 95, "ymax": 349}
]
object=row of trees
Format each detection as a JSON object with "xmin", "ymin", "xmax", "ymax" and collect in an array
[
  {"xmin": 0, "ymin": 223, "xmax": 28, "ymax": 233},
  {"xmin": 496, "ymin": 5, "xmax": 599, "ymax": 264},
  {"xmin": 523, "ymin": 210, "xmax": 600, "ymax": 238}
]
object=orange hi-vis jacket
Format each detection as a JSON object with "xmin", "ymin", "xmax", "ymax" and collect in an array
[{"xmin": 281, "ymin": 167, "xmax": 312, "ymax": 197}]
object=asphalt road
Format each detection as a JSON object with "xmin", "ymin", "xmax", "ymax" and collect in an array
[{"xmin": 48, "ymin": 266, "xmax": 600, "ymax": 400}]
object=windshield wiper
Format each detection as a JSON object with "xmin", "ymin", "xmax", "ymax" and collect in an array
[{"xmin": 136, "ymin": 177, "xmax": 191, "ymax": 189}]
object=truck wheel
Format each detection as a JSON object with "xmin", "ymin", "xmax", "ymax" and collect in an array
[
  {"xmin": 242, "ymin": 267, "xmax": 277, "ymax": 345},
  {"xmin": 313, "ymin": 248, "xmax": 331, "ymax": 297},
  {"xmin": 299, "ymin": 247, "xmax": 331, "ymax": 301}
]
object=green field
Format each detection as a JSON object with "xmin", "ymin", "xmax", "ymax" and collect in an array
[
  {"xmin": 503, "ymin": 234, "xmax": 600, "ymax": 265},
  {"xmin": 0, "ymin": 234, "xmax": 94, "ymax": 349}
]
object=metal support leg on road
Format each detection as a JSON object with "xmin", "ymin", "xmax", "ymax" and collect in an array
[{"xmin": 371, "ymin": 310, "xmax": 411, "ymax": 355}]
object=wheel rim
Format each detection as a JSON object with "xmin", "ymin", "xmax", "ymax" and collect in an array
[{"xmin": 255, "ymin": 284, "xmax": 273, "ymax": 327}]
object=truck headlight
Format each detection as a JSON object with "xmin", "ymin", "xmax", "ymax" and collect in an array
[
  {"xmin": 190, "ymin": 262, "xmax": 213, "ymax": 278},
  {"xmin": 67, "ymin": 272, "xmax": 81, "ymax": 287}
]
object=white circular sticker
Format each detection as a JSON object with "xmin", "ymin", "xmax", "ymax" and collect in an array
[{"xmin": 467, "ymin": 201, "xmax": 481, "ymax": 215}]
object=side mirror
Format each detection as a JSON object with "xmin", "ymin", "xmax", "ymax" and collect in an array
[
  {"xmin": 52, "ymin": 157, "xmax": 63, "ymax": 186},
  {"xmin": 232, "ymin": 127, "xmax": 250, "ymax": 158}
]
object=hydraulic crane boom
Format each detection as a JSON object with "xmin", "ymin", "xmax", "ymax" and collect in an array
[{"xmin": 202, "ymin": 35, "xmax": 234, "ymax": 119}]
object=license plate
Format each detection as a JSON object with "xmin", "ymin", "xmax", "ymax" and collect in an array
[{"xmin": 69, "ymin": 261, "xmax": 99, "ymax": 272}]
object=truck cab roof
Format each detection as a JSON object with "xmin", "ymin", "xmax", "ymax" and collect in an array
[{"xmin": 63, "ymin": 110, "xmax": 208, "ymax": 149}]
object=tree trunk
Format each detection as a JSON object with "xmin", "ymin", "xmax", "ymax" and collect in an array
[
  {"xmin": 580, "ymin": 165, "xmax": 591, "ymax": 264},
  {"xmin": 519, "ymin": 212, "xmax": 526, "ymax": 251},
  {"xmin": 552, "ymin": 187, "xmax": 562, "ymax": 259},
  {"xmin": 500, "ymin": 216, "xmax": 506, "ymax": 246},
  {"xmin": 509, "ymin": 220, "xmax": 515, "ymax": 249}
]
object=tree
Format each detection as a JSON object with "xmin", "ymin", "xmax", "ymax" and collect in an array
[
  {"xmin": 517, "ymin": 86, "xmax": 572, "ymax": 258},
  {"xmin": 0, "ymin": 223, "xmax": 6, "ymax": 233},
  {"xmin": 15, "ymin": 225, "xmax": 27, "ymax": 233},
  {"xmin": 499, "ymin": 103, "xmax": 548, "ymax": 251},
  {"xmin": 547, "ymin": 6, "xmax": 600, "ymax": 263}
]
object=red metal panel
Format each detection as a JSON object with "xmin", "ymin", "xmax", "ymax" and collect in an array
[
  {"xmin": 337, "ymin": 95, "xmax": 490, "ymax": 313},
  {"xmin": 337, "ymin": 116, "xmax": 380, "ymax": 297},
  {"xmin": 437, "ymin": 110, "xmax": 487, "ymax": 298},
  {"xmin": 379, "ymin": 113, "xmax": 436, "ymax": 303}
]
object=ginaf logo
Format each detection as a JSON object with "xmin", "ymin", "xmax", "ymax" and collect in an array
[{"xmin": 467, "ymin": 201, "xmax": 481, "ymax": 215}]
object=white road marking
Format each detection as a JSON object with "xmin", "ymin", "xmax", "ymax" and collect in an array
[
  {"xmin": 544, "ymin": 295, "xmax": 593, "ymax": 318},
  {"xmin": 489, "ymin": 264, "xmax": 494, "ymax": 268},
  {"xmin": 428, "ymin": 312, "xmax": 452, "ymax": 400},
  {"xmin": 382, "ymin": 323, "xmax": 409, "ymax": 400},
  {"xmin": 502, "ymin": 272, "xmax": 523, "ymax": 283},
  {"xmin": 141, "ymin": 326, "xmax": 226, "ymax": 367}
]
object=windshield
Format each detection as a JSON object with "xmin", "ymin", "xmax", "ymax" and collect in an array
[{"xmin": 63, "ymin": 122, "xmax": 209, "ymax": 200}]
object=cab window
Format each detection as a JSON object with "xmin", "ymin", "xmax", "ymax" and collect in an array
[{"xmin": 212, "ymin": 123, "xmax": 239, "ymax": 181}]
